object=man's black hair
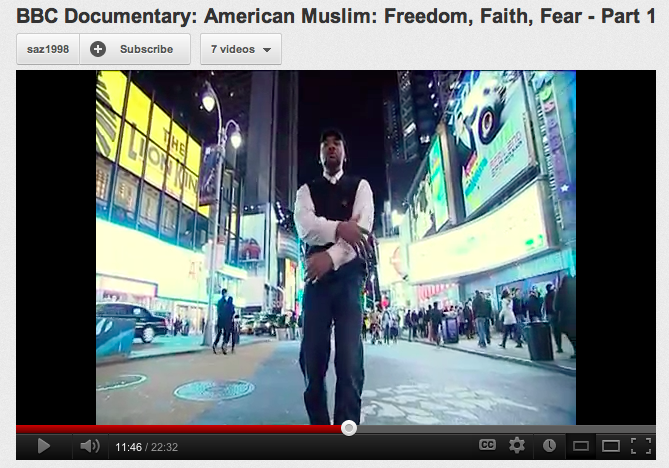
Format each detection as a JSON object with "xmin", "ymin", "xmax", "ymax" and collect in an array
[
  {"xmin": 320, "ymin": 128, "xmax": 345, "ymax": 145},
  {"xmin": 221, "ymin": 288, "xmax": 228, "ymax": 295}
]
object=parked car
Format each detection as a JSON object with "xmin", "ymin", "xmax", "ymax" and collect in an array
[
  {"xmin": 254, "ymin": 313, "xmax": 279, "ymax": 336},
  {"xmin": 240, "ymin": 315, "xmax": 255, "ymax": 335},
  {"xmin": 96, "ymin": 302, "xmax": 168, "ymax": 343}
]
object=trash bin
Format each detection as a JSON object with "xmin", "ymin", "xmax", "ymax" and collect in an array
[
  {"xmin": 526, "ymin": 321, "xmax": 554, "ymax": 361},
  {"xmin": 443, "ymin": 317, "xmax": 459, "ymax": 344}
]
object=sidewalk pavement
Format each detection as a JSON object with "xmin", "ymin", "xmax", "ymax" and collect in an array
[
  {"xmin": 402, "ymin": 330, "xmax": 576, "ymax": 376},
  {"xmin": 97, "ymin": 333, "xmax": 272, "ymax": 366}
]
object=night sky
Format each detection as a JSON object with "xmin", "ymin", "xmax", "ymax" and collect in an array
[
  {"xmin": 297, "ymin": 71, "xmax": 395, "ymax": 229},
  {"xmin": 127, "ymin": 70, "xmax": 395, "ymax": 229}
]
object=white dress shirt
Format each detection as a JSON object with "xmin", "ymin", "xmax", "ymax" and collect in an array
[{"xmin": 294, "ymin": 169, "xmax": 374, "ymax": 270}]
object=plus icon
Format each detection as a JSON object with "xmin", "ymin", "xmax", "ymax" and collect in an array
[{"xmin": 90, "ymin": 41, "xmax": 106, "ymax": 58}]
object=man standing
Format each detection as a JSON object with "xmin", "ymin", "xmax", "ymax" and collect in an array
[{"xmin": 294, "ymin": 129, "xmax": 374, "ymax": 425}]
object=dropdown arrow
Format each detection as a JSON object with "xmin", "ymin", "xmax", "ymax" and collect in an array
[{"xmin": 263, "ymin": 48, "xmax": 271, "ymax": 52}]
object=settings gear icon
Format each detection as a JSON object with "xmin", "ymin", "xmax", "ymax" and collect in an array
[{"xmin": 509, "ymin": 437, "xmax": 525, "ymax": 454}]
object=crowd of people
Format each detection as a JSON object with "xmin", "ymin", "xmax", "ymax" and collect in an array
[
  {"xmin": 362, "ymin": 309, "xmax": 401, "ymax": 344},
  {"xmin": 372, "ymin": 275, "xmax": 576, "ymax": 359}
]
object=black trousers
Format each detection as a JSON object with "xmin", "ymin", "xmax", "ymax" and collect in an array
[
  {"xmin": 501, "ymin": 324, "xmax": 519, "ymax": 347},
  {"xmin": 299, "ymin": 263, "xmax": 365, "ymax": 425},
  {"xmin": 214, "ymin": 325, "xmax": 233, "ymax": 350}
]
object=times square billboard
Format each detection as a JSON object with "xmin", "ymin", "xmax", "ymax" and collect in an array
[{"xmin": 448, "ymin": 71, "xmax": 537, "ymax": 217}]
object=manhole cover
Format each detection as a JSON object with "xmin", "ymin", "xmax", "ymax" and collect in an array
[
  {"xmin": 96, "ymin": 374, "xmax": 147, "ymax": 392},
  {"xmin": 174, "ymin": 380, "xmax": 255, "ymax": 402}
]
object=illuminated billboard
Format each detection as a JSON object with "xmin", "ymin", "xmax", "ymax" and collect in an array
[
  {"xmin": 376, "ymin": 239, "xmax": 405, "ymax": 288},
  {"xmin": 448, "ymin": 71, "xmax": 535, "ymax": 216},
  {"xmin": 427, "ymin": 136, "xmax": 449, "ymax": 231},
  {"xmin": 96, "ymin": 218, "xmax": 206, "ymax": 301},
  {"xmin": 284, "ymin": 259, "xmax": 297, "ymax": 312},
  {"xmin": 410, "ymin": 173, "xmax": 434, "ymax": 241},
  {"xmin": 95, "ymin": 71, "xmax": 209, "ymax": 216},
  {"xmin": 408, "ymin": 181, "xmax": 549, "ymax": 283},
  {"xmin": 239, "ymin": 213, "xmax": 266, "ymax": 262}
]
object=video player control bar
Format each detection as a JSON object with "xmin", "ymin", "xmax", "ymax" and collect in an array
[{"xmin": 16, "ymin": 433, "xmax": 655, "ymax": 460}]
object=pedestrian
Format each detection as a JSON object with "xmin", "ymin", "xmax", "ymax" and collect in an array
[
  {"xmin": 544, "ymin": 284, "xmax": 563, "ymax": 353},
  {"xmin": 430, "ymin": 302, "xmax": 442, "ymax": 346},
  {"xmin": 472, "ymin": 291, "xmax": 488, "ymax": 348},
  {"xmin": 370, "ymin": 308, "xmax": 381, "ymax": 344},
  {"xmin": 229, "ymin": 300, "xmax": 240, "ymax": 352},
  {"xmin": 526, "ymin": 287, "xmax": 543, "ymax": 322},
  {"xmin": 498, "ymin": 290, "xmax": 519, "ymax": 348},
  {"xmin": 382, "ymin": 309, "xmax": 391, "ymax": 345},
  {"xmin": 390, "ymin": 313, "xmax": 399, "ymax": 344},
  {"xmin": 483, "ymin": 293, "xmax": 493, "ymax": 345},
  {"xmin": 294, "ymin": 128, "xmax": 374, "ymax": 425},
  {"xmin": 512, "ymin": 288, "xmax": 525, "ymax": 347},
  {"xmin": 213, "ymin": 289, "xmax": 233, "ymax": 354},
  {"xmin": 362, "ymin": 314, "xmax": 370, "ymax": 342},
  {"xmin": 555, "ymin": 275, "xmax": 576, "ymax": 359},
  {"xmin": 463, "ymin": 300, "xmax": 474, "ymax": 339},
  {"xmin": 411, "ymin": 310, "xmax": 419, "ymax": 340}
]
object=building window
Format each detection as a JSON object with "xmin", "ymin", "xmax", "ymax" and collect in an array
[
  {"xmin": 178, "ymin": 206, "xmax": 195, "ymax": 249},
  {"xmin": 112, "ymin": 169, "xmax": 139, "ymax": 226},
  {"xmin": 96, "ymin": 156, "xmax": 112, "ymax": 204},
  {"xmin": 219, "ymin": 200, "xmax": 230, "ymax": 238},
  {"xmin": 161, "ymin": 195, "xmax": 179, "ymax": 240},
  {"xmin": 232, "ymin": 180, "xmax": 239, "ymax": 205},
  {"xmin": 230, "ymin": 204, "xmax": 238, "ymax": 236},
  {"xmin": 139, "ymin": 183, "xmax": 160, "ymax": 231},
  {"xmin": 194, "ymin": 213, "xmax": 209, "ymax": 250},
  {"xmin": 222, "ymin": 170, "xmax": 233, "ymax": 202},
  {"xmin": 227, "ymin": 233, "xmax": 238, "ymax": 266}
]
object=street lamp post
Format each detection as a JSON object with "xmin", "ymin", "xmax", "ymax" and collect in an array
[{"xmin": 201, "ymin": 81, "xmax": 242, "ymax": 347}]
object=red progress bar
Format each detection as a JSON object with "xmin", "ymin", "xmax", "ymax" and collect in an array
[{"xmin": 17, "ymin": 425, "xmax": 341, "ymax": 434}]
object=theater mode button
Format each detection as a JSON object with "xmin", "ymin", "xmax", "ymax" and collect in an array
[
  {"xmin": 80, "ymin": 34, "xmax": 190, "ymax": 65},
  {"xmin": 200, "ymin": 34, "xmax": 281, "ymax": 65}
]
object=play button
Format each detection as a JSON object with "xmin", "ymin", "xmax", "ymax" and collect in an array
[{"xmin": 37, "ymin": 438, "xmax": 50, "ymax": 454}]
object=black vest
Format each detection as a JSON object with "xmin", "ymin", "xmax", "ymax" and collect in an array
[{"xmin": 304, "ymin": 174, "xmax": 361, "ymax": 259}]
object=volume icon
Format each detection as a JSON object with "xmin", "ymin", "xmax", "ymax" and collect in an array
[{"xmin": 80, "ymin": 439, "xmax": 100, "ymax": 453}]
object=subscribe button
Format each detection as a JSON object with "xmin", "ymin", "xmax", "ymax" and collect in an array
[
  {"xmin": 201, "ymin": 34, "xmax": 281, "ymax": 65},
  {"xmin": 80, "ymin": 34, "xmax": 190, "ymax": 64}
]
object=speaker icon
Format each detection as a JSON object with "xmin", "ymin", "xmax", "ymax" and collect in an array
[{"xmin": 80, "ymin": 439, "xmax": 100, "ymax": 454}]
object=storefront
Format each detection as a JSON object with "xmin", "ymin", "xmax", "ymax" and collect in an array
[
  {"xmin": 408, "ymin": 180, "xmax": 566, "ymax": 308},
  {"xmin": 415, "ymin": 283, "xmax": 461, "ymax": 309},
  {"xmin": 96, "ymin": 218, "xmax": 246, "ymax": 331},
  {"xmin": 461, "ymin": 249, "xmax": 571, "ymax": 309}
]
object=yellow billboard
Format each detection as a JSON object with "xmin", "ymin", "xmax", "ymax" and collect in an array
[{"xmin": 96, "ymin": 71, "xmax": 208, "ymax": 217}]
